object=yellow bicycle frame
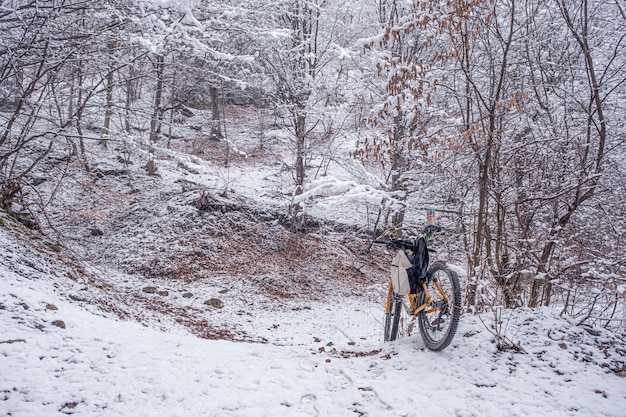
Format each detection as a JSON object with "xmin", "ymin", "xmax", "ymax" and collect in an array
[{"xmin": 385, "ymin": 279, "xmax": 450, "ymax": 316}]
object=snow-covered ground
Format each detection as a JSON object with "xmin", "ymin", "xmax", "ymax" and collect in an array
[
  {"xmin": 1, "ymin": 103, "xmax": 624, "ymax": 416},
  {"xmin": 1, "ymin": 221, "xmax": 625, "ymax": 417}
]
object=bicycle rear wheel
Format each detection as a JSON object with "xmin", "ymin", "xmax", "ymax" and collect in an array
[
  {"xmin": 384, "ymin": 291, "xmax": 403, "ymax": 342},
  {"xmin": 418, "ymin": 261, "xmax": 461, "ymax": 351}
]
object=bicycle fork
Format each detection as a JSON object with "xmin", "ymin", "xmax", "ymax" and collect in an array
[{"xmin": 385, "ymin": 282, "xmax": 413, "ymax": 315}]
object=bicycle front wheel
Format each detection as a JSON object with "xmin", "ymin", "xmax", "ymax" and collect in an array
[
  {"xmin": 384, "ymin": 291, "xmax": 402, "ymax": 342},
  {"xmin": 418, "ymin": 261, "xmax": 461, "ymax": 351}
]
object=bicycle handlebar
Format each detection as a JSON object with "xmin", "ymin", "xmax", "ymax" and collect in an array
[
  {"xmin": 373, "ymin": 225, "xmax": 443, "ymax": 250},
  {"xmin": 373, "ymin": 238, "xmax": 414, "ymax": 250}
]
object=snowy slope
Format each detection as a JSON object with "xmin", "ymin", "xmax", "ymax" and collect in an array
[{"xmin": 1, "ymin": 222, "xmax": 625, "ymax": 417}]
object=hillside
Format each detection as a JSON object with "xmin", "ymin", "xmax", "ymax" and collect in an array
[
  {"xmin": 1, "ymin": 215, "xmax": 625, "ymax": 416},
  {"xmin": 8, "ymin": 107, "xmax": 391, "ymax": 342},
  {"xmin": 1, "ymin": 119, "xmax": 626, "ymax": 415}
]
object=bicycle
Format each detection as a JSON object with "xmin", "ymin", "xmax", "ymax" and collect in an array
[{"xmin": 374, "ymin": 224, "xmax": 461, "ymax": 351}]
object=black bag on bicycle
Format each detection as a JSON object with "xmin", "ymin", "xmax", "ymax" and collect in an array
[{"xmin": 407, "ymin": 237, "xmax": 429, "ymax": 293}]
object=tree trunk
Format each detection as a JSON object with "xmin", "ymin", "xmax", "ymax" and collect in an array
[
  {"xmin": 124, "ymin": 63, "xmax": 136, "ymax": 133},
  {"xmin": 102, "ymin": 69, "xmax": 114, "ymax": 147},
  {"xmin": 67, "ymin": 67, "xmax": 75, "ymax": 124},
  {"xmin": 390, "ymin": 121, "xmax": 407, "ymax": 229},
  {"xmin": 293, "ymin": 110, "xmax": 306, "ymax": 227},
  {"xmin": 210, "ymin": 85, "xmax": 222, "ymax": 140},
  {"xmin": 149, "ymin": 54, "xmax": 165, "ymax": 143}
]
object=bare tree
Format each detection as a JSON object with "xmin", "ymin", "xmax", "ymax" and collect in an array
[{"xmin": 254, "ymin": 0, "xmax": 337, "ymax": 228}]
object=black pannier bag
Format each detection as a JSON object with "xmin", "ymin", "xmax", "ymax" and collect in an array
[{"xmin": 407, "ymin": 237, "xmax": 429, "ymax": 294}]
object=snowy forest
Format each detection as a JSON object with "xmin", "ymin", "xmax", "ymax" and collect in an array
[
  {"xmin": 1, "ymin": 0, "xmax": 626, "ymax": 414},
  {"xmin": 3, "ymin": 0, "xmax": 625, "ymax": 320}
]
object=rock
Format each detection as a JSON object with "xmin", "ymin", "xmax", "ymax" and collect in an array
[
  {"xmin": 583, "ymin": 326, "xmax": 601, "ymax": 336},
  {"xmin": 61, "ymin": 402, "xmax": 78, "ymax": 411},
  {"xmin": 182, "ymin": 292, "xmax": 193, "ymax": 298},
  {"xmin": 594, "ymin": 389, "xmax": 607, "ymax": 398},
  {"xmin": 102, "ymin": 169, "xmax": 129, "ymax": 177},
  {"xmin": 46, "ymin": 304, "xmax": 58, "ymax": 311},
  {"xmin": 142, "ymin": 286, "xmax": 157, "ymax": 294},
  {"xmin": 52, "ymin": 320, "xmax": 66, "ymax": 329},
  {"xmin": 116, "ymin": 155, "xmax": 133, "ymax": 165},
  {"xmin": 68, "ymin": 294, "xmax": 87, "ymax": 302},
  {"xmin": 91, "ymin": 228, "xmax": 104, "ymax": 236},
  {"xmin": 158, "ymin": 290, "xmax": 169, "ymax": 297},
  {"xmin": 180, "ymin": 106, "xmax": 194, "ymax": 117},
  {"xmin": 204, "ymin": 298, "xmax": 224, "ymax": 309},
  {"xmin": 145, "ymin": 160, "xmax": 158, "ymax": 175}
]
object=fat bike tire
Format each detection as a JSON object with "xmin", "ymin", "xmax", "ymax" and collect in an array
[{"xmin": 418, "ymin": 261, "xmax": 461, "ymax": 351}]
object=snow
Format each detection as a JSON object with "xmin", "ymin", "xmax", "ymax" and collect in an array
[
  {"xmin": 294, "ymin": 176, "xmax": 389, "ymax": 207},
  {"xmin": 1, "ymin": 225, "xmax": 625, "ymax": 417},
  {"xmin": 2, "ymin": 0, "xmax": 625, "ymax": 413}
]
